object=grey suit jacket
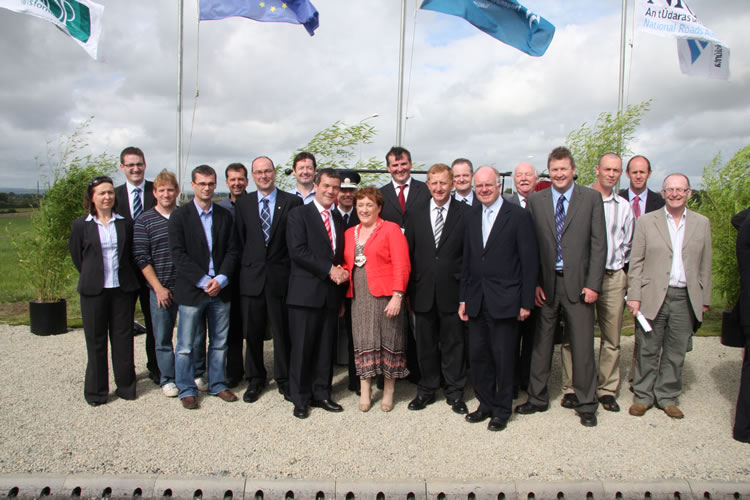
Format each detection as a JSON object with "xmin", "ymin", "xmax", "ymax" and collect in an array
[
  {"xmin": 527, "ymin": 184, "xmax": 607, "ymax": 303},
  {"xmin": 627, "ymin": 208, "xmax": 711, "ymax": 322}
]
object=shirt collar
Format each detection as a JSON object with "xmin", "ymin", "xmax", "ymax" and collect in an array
[
  {"xmin": 86, "ymin": 213, "xmax": 124, "ymax": 224},
  {"xmin": 193, "ymin": 198, "xmax": 213, "ymax": 215},
  {"xmin": 482, "ymin": 195, "xmax": 503, "ymax": 214},
  {"xmin": 126, "ymin": 181, "xmax": 146, "ymax": 194},
  {"xmin": 313, "ymin": 199, "xmax": 332, "ymax": 216},
  {"xmin": 629, "ymin": 188, "xmax": 647, "ymax": 201},
  {"xmin": 430, "ymin": 197, "xmax": 451, "ymax": 212},
  {"xmin": 392, "ymin": 178, "xmax": 411, "ymax": 191}
]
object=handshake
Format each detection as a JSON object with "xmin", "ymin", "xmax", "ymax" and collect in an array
[{"xmin": 329, "ymin": 265, "xmax": 349, "ymax": 285}]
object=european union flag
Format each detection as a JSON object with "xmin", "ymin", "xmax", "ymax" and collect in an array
[
  {"xmin": 420, "ymin": 0, "xmax": 555, "ymax": 56},
  {"xmin": 200, "ymin": 0, "xmax": 319, "ymax": 36}
]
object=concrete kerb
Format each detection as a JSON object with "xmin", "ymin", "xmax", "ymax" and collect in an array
[
  {"xmin": 62, "ymin": 475, "xmax": 158, "ymax": 499},
  {"xmin": 247, "ymin": 479, "xmax": 335, "ymax": 499}
]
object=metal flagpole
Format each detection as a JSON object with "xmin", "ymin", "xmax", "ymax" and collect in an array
[
  {"xmin": 177, "ymin": 0, "xmax": 184, "ymax": 196},
  {"xmin": 396, "ymin": 0, "xmax": 407, "ymax": 146},
  {"xmin": 617, "ymin": 0, "xmax": 628, "ymax": 155}
]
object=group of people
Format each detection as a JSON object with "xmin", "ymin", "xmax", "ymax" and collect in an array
[{"xmin": 69, "ymin": 143, "xmax": 748, "ymax": 437}]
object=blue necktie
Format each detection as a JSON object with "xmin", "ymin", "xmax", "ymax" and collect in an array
[
  {"xmin": 555, "ymin": 195, "xmax": 566, "ymax": 263},
  {"xmin": 261, "ymin": 198, "xmax": 271, "ymax": 246},
  {"xmin": 132, "ymin": 187, "xmax": 142, "ymax": 220}
]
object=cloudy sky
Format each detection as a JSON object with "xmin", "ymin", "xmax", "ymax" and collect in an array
[{"xmin": 0, "ymin": 0, "xmax": 748, "ymax": 193}]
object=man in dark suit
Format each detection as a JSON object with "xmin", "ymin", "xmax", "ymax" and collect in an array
[
  {"xmin": 169, "ymin": 165, "xmax": 240, "ymax": 410},
  {"xmin": 734, "ymin": 215, "xmax": 750, "ymax": 443},
  {"xmin": 286, "ymin": 168, "xmax": 347, "ymax": 419},
  {"xmin": 234, "ymin": 156, "xmax": 302, "ymax": 403},
  {"xmin": 458, "ymin": 166, "xmax": 538, "ymax": 432},
  {"xmin": 618, "ymin": 155, "xmax": 665, "ymax": 218},
  {"xmin": 517, "ymin": 146, "xmax": 606, "ymax": 427},
  {"xmin": 114, "ymin": 146, "xmax": 159, "ymax": 384},
  {"xmin": 406, "ymin": 164, "xmax": 469, "ymax": 414},
  {"xmin": 451, "ymin": 158, "xmax": 475, "ymax": 206}
]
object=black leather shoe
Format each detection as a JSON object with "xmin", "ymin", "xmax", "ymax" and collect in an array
[
  {"xmin": 225, "ymin": 377, "xmax": 241, "ymax": 389},
  {"xmin": 465, "ymin": 409, "xmax": 491, "ymax": 423},
  {"xmin": 578, "ymin": 411, "xmax": 597, "ymax": 427},
  {"xmin": 488, "ymin": 417, "xmax": 508, "ymax": 432},
  {"xmin": 311, "ymin": 399, "xmax": 343, "ymax": 412},
  {"xmin": 447, "ymin": 399, "xmax": 469, "ymax": 415},
  {"xmin": 243, "ymin": 386, "xmax": 263, "ymax": 403},
  {"xmin": 408, "ymin": 395, "xmax": 436, "ymax": 411},
  {"xmin": 598, "ymin": 395, "xmax": 620, "ymax": 412},
  {"xmin": 148, "ymin": 371, "xmax": 161, "ymax": 385},
  {"xmin": 515, "ymin": 402, "xmax": 549, "ymax": 415},
  {"xmin": 293, "ymin": 406, "xmax": 309, "ymax": 419},
  {"xmin": 561, "ymin": 393, "xmax": 579, "ymax": 409}
]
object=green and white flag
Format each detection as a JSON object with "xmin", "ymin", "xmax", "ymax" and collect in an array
[{"xmin": 0, "ymin": 0, "xmax": 104, "ymax": 59}]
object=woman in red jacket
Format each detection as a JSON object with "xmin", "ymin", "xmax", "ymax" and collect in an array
[{"xmin": 343, "ymin": 186, "xmax": 411, "ymax": 412}]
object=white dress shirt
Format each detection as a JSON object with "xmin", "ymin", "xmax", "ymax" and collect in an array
[
  {"xmin": 602, "ymin": 190, "xmax": 635, "ymax": 271},
  {"xmin": 666, "ymin": 207, "xmax": 688, "ymax": 288}
]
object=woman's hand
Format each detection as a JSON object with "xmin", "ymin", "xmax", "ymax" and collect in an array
[{"xmin": 384, "ymin": 294, "xmax": 403, "ymax": 318}]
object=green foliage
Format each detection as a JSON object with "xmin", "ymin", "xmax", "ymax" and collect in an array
[
  {"xmin": 691, "ymin": 144, "xmax": 750, "ymax": 310},
  {"xmin": 280, "ymin": 120, "xmax": 389, "ymax": 190},
  {"xmin": 565, "ymin": 100, "xmax": 652, "ymax": 186},
  {"xmin": 12, "ymin": 120, "xmax": 117, "ymax": 302}
]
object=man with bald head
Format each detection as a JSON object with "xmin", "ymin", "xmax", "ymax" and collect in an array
[
  {"xmin": 505, "ymin": 162, "xmax": 538, "ymax": 208},
  {"xmin": 459, "ymin": 166, "xmax": 538, "ymax": 431}
]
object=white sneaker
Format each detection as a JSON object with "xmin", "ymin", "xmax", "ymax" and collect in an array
[
  {"xmin": 161, "ymin": 382, "xmax": 179, "ymax": 398},
  {"xmin": 195, "ymin": 376, "xmax": 208, "ymax": 392}
]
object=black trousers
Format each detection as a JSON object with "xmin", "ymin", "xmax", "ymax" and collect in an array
[
  {"xmin": 225, "ymin": 286, "xmax": 244, "ymax": 384},
  {"xmin": 734, "ymin": 327, "xmax": 750, "ymax": 442},
  {"xmin": 514, "ymin": 308, "xmax": 537, "ymax": 390},
  {"xmin": 241, "ymin": 291, "xmax": 291, "ymax": 390},
  {"xmin": 81, "ymin": 288, "xmax": 137, "ymax": 404},
  {"xmin": 288, "ymin": 304, "xmax": 337, "ymax": 408},
  {"xmin": 414, "ymin": 305, "xmax": 466, "ymax": 401},
  {"xmin": 133, "ymin": 283, "xmax": 158, "ymax": 377}
]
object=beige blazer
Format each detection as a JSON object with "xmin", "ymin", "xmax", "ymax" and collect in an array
[{"xmin": 627, "ymin": 208, "xmax": 711, "ymax": 321}]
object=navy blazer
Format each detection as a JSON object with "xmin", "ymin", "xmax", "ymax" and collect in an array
[
  {"xmin": 234, "ymin": 189, "xmax": 302, "ymax": 298},
  {"xmin": 115, "ymin": 181, "xmax": 156, "ymax": 222},
  {"xmin": 168, "ymin": 201, "xmax": 239, "ymax": 306},
  {"xmin": 618, "ymin": 188, "xmax": 665, "ymax": 214},
  {"xmin": 286, "ymin": 202, "xmax": 346, "ymax": 310},
  {"xmin": 460, "ymin": 200, "xmax": 538, "ymax": 320},
  {"xmin": 69, "ymin": 216, "xmax": 140, "ymax": 296},
  {"xmin": 380, "ymin": 178, "xmax": 431, "ymax": 230}
]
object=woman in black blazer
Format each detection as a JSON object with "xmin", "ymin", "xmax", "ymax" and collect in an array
[{"xmin": 69, "ymin": 176, "xmax": 140, "ymax": 406}]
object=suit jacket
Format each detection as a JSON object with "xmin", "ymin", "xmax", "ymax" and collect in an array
[
  {"xmin": 618, "ymin": 188, "xmax": 665, "ymax": 214},
  {"xmin": 504, "ymin": 193, "xmax": 530, "ymax": 207},
  {"xmin": 342, "ymin": 220, "xmax": 410, "ymax": 299},
  {"xmin": 169, "ymin": 201, "xmax": 239, "ymax": 306},
  {"xmin": 115, "ymin": 181, "xmax": 156, "ymax": 222},
  {"xmin": 627, "ymin": 208, "xmax": 712, "ymax": 322},
  {"xmin": 460, "ymin": 200, "xmax": 539, "ymax": 320},
  {"xmin": 380, "ymin": 178, "xmax": 431, "ymax": 229},
  {"xmin": 737, "ymin": 216, "xmax": 750, "ymax": 326},
  {"xmin": 286, "ymin": 202, "xmax": 346, "ymax": 309},
  {"xmin": 527, "ymin": 184, "xmax": 607, "ymax": 303},
  {"xmin": 334, "ymin": 206, "xmax": 359, "ymax": 229},
  {"xmin": 234, "ymin": 190, "xmax": 302, "ymax": 297},
  {"xmin": 406, "ymin": 200, "xmax": 467, "ymax": 313},
  {"xmin": 69, "ymin": 216, "xmax": 140, "ymax": 296}
]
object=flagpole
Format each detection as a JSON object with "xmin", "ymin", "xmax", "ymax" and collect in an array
[
  {"xmin": 617, "ymin": 0, "xmax": 627, "ymax": 155},
  {"xmin": 177, "ymin": 0, "xmax": 184, "ymax": 196},
  {"xmin": 396, "ymin": 0, "xmax": 407, "ymax": 147}
]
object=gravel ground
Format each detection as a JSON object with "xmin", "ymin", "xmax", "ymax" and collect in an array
[{"xmin": 1, "ymin": 324, "xmax": 749, "ymax": 482}]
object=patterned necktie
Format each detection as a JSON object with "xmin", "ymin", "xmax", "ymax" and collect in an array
[
  {"xmin": 434, "ymin": 206, "xmax": 444, "ymax": 247},
  {"xmin": 132, "ymin": 187, "xmax": 142, "ymax": 220},
  {"xmin": 555, "ymin": 195, "xmax": 566, "ymax": 263},
  {"xmin": 322, "ymin": 210, "xmax": 334, "ymax": 250},
  {"xmin": 633, "ymin": 195, "xmax": 641, "ymax": 219},
  {"xmin": 461, "ymin": 198, "xmax": 469, "ymax": 205},
  {"xmin": 482, "ymin": 208, "xmax": 493, "ymax": 247},
  {"xmin": 520, "ymin": 197, "xmax": 527, "ymax": 209},
  {"xmin": 260, "ymin": 198, "xmax": 271, "ymax": 245},
  {"xmin": 398, "ymin": 185, "xmax": 406, "ymax": 213}
]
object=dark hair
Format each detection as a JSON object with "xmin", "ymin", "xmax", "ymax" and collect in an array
[
  {"xmin": 225, "ymin": 163, "xmax": 247, "ymax": 178},
  {"xmin": 547, "ymin": 146, "xmax": 576, "ymax": 169},
  {"xmin": 120, "ymin": 146, "xmax": 145, "ymax": 165},
  {"xmin": 293, "ymin": 152, "xmax": 317, "ymax": 170},
  {"xmin": 386, "ymin": 146, "xmax": 411, "ymax": 165},
  {"xmin": 626, "ymin": 155, "xmax": 652, "ymax": 173},
  {"xmin": 451, "ymin": 158, "xmax": 473, "ymax": 172},
  {"xmin": 355, "ymin": 186, "xmax": 384, "ymax": 208},
  {"xmin": 251, "ymin": 156, "xmax": 275, "ymax": 172},
  {"xmin": 314, "ymin": 167, "xmax": 340, "ymax": 186},
  {"xmin": 84, "ymin": 176, "xmax": 115, "ymax": 216},
  {"xmin": 191, "ymin": 165, "xmax": 217, "ymax": 182}
]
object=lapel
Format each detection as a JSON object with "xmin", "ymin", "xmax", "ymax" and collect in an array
[
  {"xmin": 115, "ymin": 219, "xmax": 126, "ymax": 259},
  {"xmin": 382, "ymin": 182, "xmax": 401, "ymax": 215},
  {"xmin": 654, "ymin": 209, "xmax": 672, "ymax": 251},
  {"xmin": 86, "ymin": 218, "xmax": 103, "ymax": 257},
  {"xmin": 437, "ymin": 201, "xmax": 459, "ymax": 251},
  {"xmin": 537, "ymin": 188, "xmax": 556, "ymax": 237},
  {"xmin": 683, "ymin": 209, "xmax": 697, "ymax": 251},
  {"xmin": 484, "ymin": 200, "xmax": 511, "ymax": 253},
  {"xmin": 561, "ymin": 184, "xmax": 582, "ymax": 237},
  {"xmin": 309, "ymin": 203, "xmax": 334, "ymax": 257},
  {"xmin": 404, "ymin": 179, "xmax": 422, "ymax": 212},
  {"xmin": 188, "ymin": 203, "xmax": 211, "ymax": 259},
  {"xmin": 268, "ymin": 191, "xmax": 287, "ymax": 242}
]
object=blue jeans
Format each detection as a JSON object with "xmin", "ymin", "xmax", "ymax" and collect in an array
[
  {"xmin": 149, "ymin": 290, "xmax": 207, "ymax": 386},
  {"xmin": 175, "ymin": 295, "xmax": 230, "ymax": 398}
]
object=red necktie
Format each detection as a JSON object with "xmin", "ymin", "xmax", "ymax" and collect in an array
[
  {"xmin": 398, "ymin": 185, "xmax": 406, "ymax": 213},
  {"xmin": 633, "ymin": 195, "xmax": 641, "ymax": 219},
  {"xmin": 322, "ymin": 210, "xmax": 334, "ymax": 250}
]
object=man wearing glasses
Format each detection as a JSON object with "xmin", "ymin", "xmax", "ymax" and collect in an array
[
  {"xmin": 626, "ymin": 173, "xmax": 711, "ymax": 420},
  {"xmin": 115, "ymin": 147, "xmax": 159, "ymax": 385}
]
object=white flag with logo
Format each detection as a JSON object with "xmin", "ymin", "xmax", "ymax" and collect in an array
[
  {"xmin": 677, "ymin": 39, "xmax": 730, "ymax": 80},
  {"xmin": 0, "ymin": 0, "xmax": 104, "ymax": 59}
]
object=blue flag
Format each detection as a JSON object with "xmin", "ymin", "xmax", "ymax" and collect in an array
[
  {"xmin": 200, "ymin": 0, "xmax": 319, "ymax": 36},
  {"xmin": 420, "ymin": 0, "xmax": 555, "ymax": 57}
]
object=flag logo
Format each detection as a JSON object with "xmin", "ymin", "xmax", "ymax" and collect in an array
[
  {"xmin": 41, "ymin": 0, "xmax": 92, "ymax": 43},
  {"xmin": 686, "ymin": 39, "xmax": 708, "ymax": 63}
]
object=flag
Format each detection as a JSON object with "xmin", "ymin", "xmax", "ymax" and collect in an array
[
  {"xmin": 636, "ymin": 0, "xmax": 723, "ymax": 44},
  {"xmin": 0, "ymin": 0, "xmax": 104, "ymax": 59},
  {"xmin": 200, "ymin": 0, "xmax": 319, "ymax": 36},
  {"xmin": 420, "ymin": 0, "xmax": 555, "ymax": 57},
  {"xmin": 677, "ymin": 38, "xmax": 730, "ymax": 80}
]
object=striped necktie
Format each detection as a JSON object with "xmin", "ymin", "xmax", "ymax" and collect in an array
[
  {"xmin": 132, "ymin": 187, "xmax": 142, "ymax": 219},
  {"xmin": 260, "ymin": 198, "xmax": 271, "ymax": 245},
  {"xmin": 322, "ymin": 210, "xmax": 333, "ymax": 250},
  {"xmin": 555, "ymin": 195, "xmax": 566, "ymax": 263},
  {"xmin": 434, "ymin": 206, "xmax": 444, "ymax": 247}
]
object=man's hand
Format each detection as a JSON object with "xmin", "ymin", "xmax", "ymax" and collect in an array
[
  {"xmin": 518, "ymin": 307, "xmax": 531, "ymax": 322},
  {"xmin": 627, "ymin": 300, "xmax": 640, "ymax": 316},
  {"xmin": 703, "ymin": 305, "xmax": 710, "ymax": 314},
  {"xmin": 155, "ymin": 285, "xmax": 173, "ymax": 309},
  {"xmin": 582, "ymin": 288, "xmax": 599, "ymax": 304},
  {"xmin": 203, "ymin": 279, "xmax": 222, "ymax": 297},
  {"xmin": 458, "ymin": 303, "xmax": 468, "ymax": 322},
  {"xmin": 329, "ymin": 266, "xmax": 349, "ymax": 285},
  {"xmin": 535, "ymin": 286, "xmax": 546, "ymax": 308}
]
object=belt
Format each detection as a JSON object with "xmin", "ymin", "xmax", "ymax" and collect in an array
[
  {"xmin": 604, "ymin": 268, "xmax": 623, "ymax": 276},
  {"xmin": 555, "ymin": 270, "xmax": 564, "ymax": 277}
]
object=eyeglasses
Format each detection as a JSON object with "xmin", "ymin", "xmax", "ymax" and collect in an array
[
  {"xmin": 89, "ymin": 176, "xmax": 113, "ymax": 188},
  {"xmin": 662, "ymin": 187, "xmax": 689, "ymax": 194},
  {"xmin": 123, "ymin": 162, "xmax": 145, "ymax": 168}
]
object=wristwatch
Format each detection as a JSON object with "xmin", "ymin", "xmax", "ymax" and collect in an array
[{"xmin": 393, "ymin": 291, "xmax": 404, "ymax": 298}]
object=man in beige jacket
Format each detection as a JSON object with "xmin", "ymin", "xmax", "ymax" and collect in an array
[{"xmin": 626, "ymin": 173, "xmax": 711, "ymax": 419}]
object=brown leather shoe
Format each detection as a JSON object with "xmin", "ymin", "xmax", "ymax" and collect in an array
[
  {"xmin": 181, "ymin": 396, "xmax": 199, "ymax": 410},
  {"xmin": 215, "ymin": 389, "xmax": 238, "ymax": 402},
  {"xmin": 628, "ymin": 402, "xmax": 650, "ymax": 416},
  {"xmin": 663, "ymin": 405, "xmax": 684, "ymax": 419}
]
